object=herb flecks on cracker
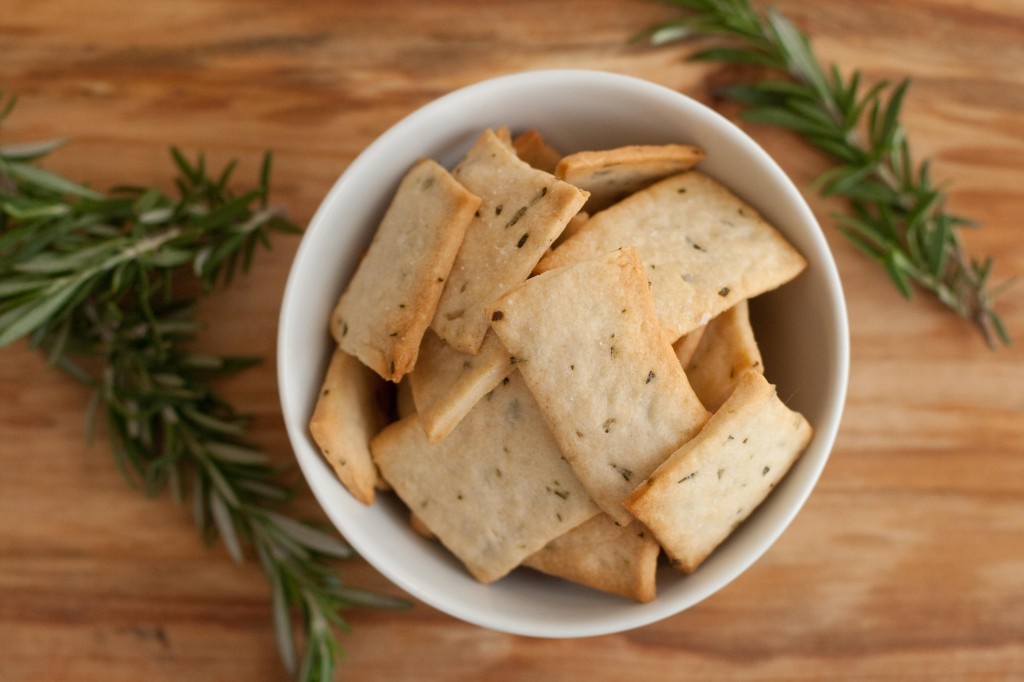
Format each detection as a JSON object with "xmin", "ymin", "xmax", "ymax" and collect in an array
[
  {"xmin": 523, "ymin": 513, "xmax": 660, "ymax": 602},
  {"xmin": 431, "ymin": 128, "xmax": 588, "ymax": 355},
  {"xmin": 625, "ymin": 370, "xmax": 812, "ymax": 574},
  {"xmin": 332, "ymin": 158, "xmax": 481, "ymax": 382},
  {"xmin": 537, "ymin": 170, "xmax": 807, "ymax": 340},
  {"xmin": 487, "ymin": 247, "xmax": 709, "ymax": 526},
  {"xmin": 555, "ymin": 143, "xmax": 705, "ymax": 212},
  {"xmin": 371, "ymin": 372, "xmax": 599, "ymax": 583}
]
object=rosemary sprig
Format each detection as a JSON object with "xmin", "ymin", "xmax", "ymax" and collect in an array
[
  {"xmin": 643, "ymin": 0, "xmax": 1011, "ymax": 347},
  {"xmin": 0, "ymin": 92, "xmax": 408, "ymax": 681}
]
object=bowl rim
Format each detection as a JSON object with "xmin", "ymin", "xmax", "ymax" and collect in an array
[{"xmin": 278, "ymin": 68, "xmax": 850, "ymax": 637}]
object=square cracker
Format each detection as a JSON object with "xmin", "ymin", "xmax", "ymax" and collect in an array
[
  {"xmin": 536, "ymin": 170, "xmax": 807, "ymax": 340},
  {"xmin": 486, "ymin": 247, "xmax": 710, "ymax": 526},
  {"xmin": 371, "ymin": 372, "xmax": 600, "ymax": 584},
  {"xmin": 430, "ymin": 128, "xmax": 588, "ymax": 355},
  {"xmin": 409, "ymin": 328, "xmax": 514, "ymax": 442},
  {"xmin": 624, "ymin": 369, "xmax": 813, "ymax": 574},
  {"xmin": 555, "ymin": 143, "xmax": 705, "ymax": 212},
  {"xmin": 331, "ymin": 158, "xmax": 481, "ymax": 381},
  {"xmin": 523, "ymin": 513, "xmax": 660, "ymax": 603},
  {"xmin": 684, "ymin": 299, "xmax": 764, "ymax": 412},
  {"xmin": 309, "ymin": 348, "xmax": 391, "ymax": 504}
]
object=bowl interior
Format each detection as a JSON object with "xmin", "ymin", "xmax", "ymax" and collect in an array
[{"xmin": 278, "ymin": 69, "xmax": 849, "ymax": 637}]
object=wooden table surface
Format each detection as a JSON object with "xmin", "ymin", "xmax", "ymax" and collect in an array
[{"xmin": 2, "ymin": 1, "xmax": 1023, "ymax": 680}]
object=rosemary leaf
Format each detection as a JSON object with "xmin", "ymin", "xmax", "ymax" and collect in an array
[
  {"xmin": 206, "ymin": 441, "xmax": 272, "ymax": 466},
  {"xmin": 3, "ymin": 160, "xmax": 103, "ymax": 199},
  {"xmin": 269, "ymin": 558, "xmax": 298, "ymax": 675},
  {"xmin": 265, "ymin": 511, "xmax": 356, "ymax": 560},
  {"xmin": 210, "ymin": 486, "xmax": 245, "ymax": 563},
  {"xmin": 0, "ymin": 138, "xmax": 67, "ymax": 162}
]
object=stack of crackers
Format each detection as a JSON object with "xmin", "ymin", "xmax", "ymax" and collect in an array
[{"xmin": 309, "ymin": 127, "xmax": 813, "ymax": 603}]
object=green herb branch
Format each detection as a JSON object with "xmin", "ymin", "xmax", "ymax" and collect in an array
[
  {"xmin": 643, "ymin": 0, "xmax": 1010, "ymax": 347},
  {"xmin": 0, "ymin": 92, "xmax": 408, "ymax": 681}
]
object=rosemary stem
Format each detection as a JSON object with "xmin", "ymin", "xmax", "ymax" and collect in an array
[{"xmin": 648, "ymin": 0, "xmax": 1008, "ymax": 347}]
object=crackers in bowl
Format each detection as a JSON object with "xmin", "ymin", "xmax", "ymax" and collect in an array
[{"xmin": 307, "ymin": 127, "xmax": 812, "ymax": 603}]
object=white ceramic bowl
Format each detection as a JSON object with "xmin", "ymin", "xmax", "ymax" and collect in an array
[{"xmin": 278, "ymin": 69, "xmax": 849, "ymax": 637}]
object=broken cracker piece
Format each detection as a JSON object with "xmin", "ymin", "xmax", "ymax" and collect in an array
[
  {"xmin": 513, "ymin": 128, "xmax": 563, "ymax": 174},
  {"xmin": 685, "ymin": 299, "xmax": 764, "ymax": 412},
  {"xmin": 672, "ymin": 324, "xmax": 706, "ymax": 369}
]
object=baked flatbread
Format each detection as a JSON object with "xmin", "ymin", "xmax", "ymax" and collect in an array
[
  {"xmin": 624, "ymin": 369, "xmax": 812, "ymax": 573},
  {"xmin": 537, "ymin": 170, "xmax": 807, "ymax": 340},
  {"xmin": 487, "ymin": 247, "xmax": 709, "ymax": 525},
  {"xmin": 331, "ymin": 158, "xmax": 481, "ymax": 381},
  {"xmin": 371, "ymin": 372, "xmax": 600, "ymax": 583}
]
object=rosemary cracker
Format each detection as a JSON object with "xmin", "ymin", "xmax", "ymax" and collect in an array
[
  {"xmin": 624, "ymin": 369, "xmax": 812, "ymax": 574},
  {"xmin": 555, "ymin": 143, "xmax": 705, "ymax": 212},
  {"xmin": 523, "ymin": 513, "xmax": 660, "ymax": 603},
  {"xmin": 409, "ymin": 328, "xmax": 514, "ymax": 442},
  {"xmin": 430, "ymin": 128, "xmax": 588, "ymax": 354},
  {"xmin": 537, "ymin": 170, "xmax": 807, "ymax": 340},
  {"xmin": 684, "ymin": 299, "xmax": 764, "ymax": 412},
  {"xmin": 309, "ymin": 348, "xmax": 390, "ymax": 505},
  {"xmin": 513, "ymin": 128, "xmax": 562, "ymax": 173},
  {"xmin": 313, "ymin": 124, "xmax": 815, "ymax": 599},
  {"xmin": 487, "ymin": 247, "xmax": 710, "ymax": 526},
  {"xmin": 331, "ymin": 158, "xmax": 481, "ymax": 381},
  {"xmin": 672, "ymin": 324, "xmax": 706, "ymax": 369},
  {"xmin": 371, "ymin": 372, "xmax": 600, "ymax": 584}
]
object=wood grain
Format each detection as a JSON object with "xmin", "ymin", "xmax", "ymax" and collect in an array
[{"xmin": 2, "ymin": 1, "xmax": 1023, "ymax": 680}]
